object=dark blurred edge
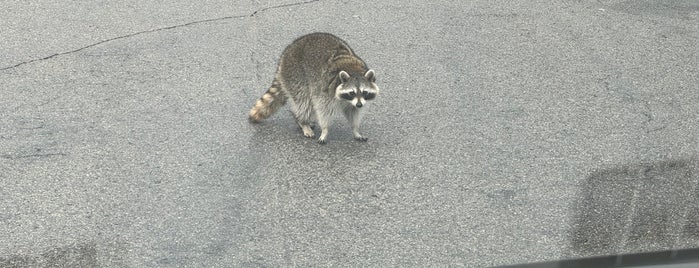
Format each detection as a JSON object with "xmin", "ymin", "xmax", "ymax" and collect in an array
[{"xmin": 493, "ymin": 248, "xmax": 699, "ymax": 268}]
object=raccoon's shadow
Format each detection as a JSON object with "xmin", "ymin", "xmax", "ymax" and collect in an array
[{"xmin": 247, "ymin": 117, "xmax": 379, "ymax": 160}]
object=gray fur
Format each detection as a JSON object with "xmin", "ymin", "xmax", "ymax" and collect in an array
[{"xmin": 248, "ymin": 32, "xmax": 379, "ymax": 144}]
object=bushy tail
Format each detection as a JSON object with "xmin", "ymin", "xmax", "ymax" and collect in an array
[{"xmin": 248, "ymin": 79, "xmax": 287, "ymax": 122}]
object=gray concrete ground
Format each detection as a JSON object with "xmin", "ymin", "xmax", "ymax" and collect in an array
[{"xmin": 1, "ymin": 0, "xmax": 698, "ymax": 267}]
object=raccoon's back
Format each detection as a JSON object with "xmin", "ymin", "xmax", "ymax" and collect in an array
[{"xmin": 277, "ymin": 33, "xmax": 355, "ymax": 85}]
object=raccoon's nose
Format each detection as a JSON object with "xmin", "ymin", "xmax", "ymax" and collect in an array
[{"xmin": 355, "ymin": 102, "xmax": 363, "ymax": 108}]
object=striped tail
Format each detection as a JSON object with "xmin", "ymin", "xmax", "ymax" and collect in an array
[{"xmin": 248, "ymin": 79, "xmax": 287, "ymax": 123}]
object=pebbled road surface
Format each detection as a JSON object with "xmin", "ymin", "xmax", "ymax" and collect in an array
[{"xmin": 1, "ymin": 0, "xmax": 698, "ymax": 267}]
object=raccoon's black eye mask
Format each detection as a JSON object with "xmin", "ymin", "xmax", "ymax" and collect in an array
[
  {"xmin": 340, "ymin": 90, "xmax": 375, "ymax": 101},
  {"xmin": 340, "ymin": 92, "xmax": 355, "ymax": 100}
]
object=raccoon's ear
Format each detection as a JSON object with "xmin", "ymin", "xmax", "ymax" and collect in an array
[
  {"xmin": 364, "ymin": 69, "xmax": 376, "ymax": 82},
  {"xmin": 339, "ymin": 71, "xmax": 350, "ymax": 83}
]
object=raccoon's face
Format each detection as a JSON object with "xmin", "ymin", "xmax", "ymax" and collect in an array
[{"xmin": 335, "ymin": 70, "xmax": 379, "ymax": 108}]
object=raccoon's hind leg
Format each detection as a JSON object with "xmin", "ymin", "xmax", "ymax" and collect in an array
[
  {"xmin": 287, "ymin": 93, "xmax": 315, "ymax": 138},
  {"xmin": 249, "ymin": 78, "xmax": 287, "ymax": 122},
  {"xmin": 343, "ymin": 106, "xmax": 367, "ymax": 142}
]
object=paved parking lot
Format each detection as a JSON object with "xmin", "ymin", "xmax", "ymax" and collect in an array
[{"xmin": 1, "ymin": 0, "xmax": 698, "ymax": 266}]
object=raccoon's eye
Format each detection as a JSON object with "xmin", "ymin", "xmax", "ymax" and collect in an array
[
  {"xmin": 340, "ymin": 93, "xmax": 354, "ymax": 100},
  {"xmin": 362, "ymin": 91, "xmax": 376, "ymax": 100},
  {"xmin": 348, "ymin": 91, "xmax": 356, "ymax": 97}
]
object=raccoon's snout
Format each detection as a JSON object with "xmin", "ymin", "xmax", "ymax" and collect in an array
[{"xmin": 355, "ymin": 102, "xmax": 363, "ymax": 108}]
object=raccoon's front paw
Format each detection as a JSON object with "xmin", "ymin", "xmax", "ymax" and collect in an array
[
  {"xmin": 354, "ymin": 136, "xmax": 368, "ymax": 142},
  {"xmin": 318, "ymin": 138, "xmax": 327, "ymax": 145},
  {"xmin": 301, "ymin": 125, "xmax": 315, "ymax": 138}
]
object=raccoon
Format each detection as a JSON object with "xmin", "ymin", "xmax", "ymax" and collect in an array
[{"xmin": 248, "ymin": 32, "xmax": 379, "ymax": 144}]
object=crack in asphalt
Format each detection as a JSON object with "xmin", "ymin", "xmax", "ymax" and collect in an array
[
  {"xmin": 0, "ymin": 0, "xmax": 320, "ymax": 71},
  {"xmin": 1, "ymin": 152, "xmax": 67, "ymax": 160}
]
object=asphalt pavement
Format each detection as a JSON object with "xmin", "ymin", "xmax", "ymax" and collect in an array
[{"xmin": 1, "ymin": 0, "xmax": 698, "ymax": 267}]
